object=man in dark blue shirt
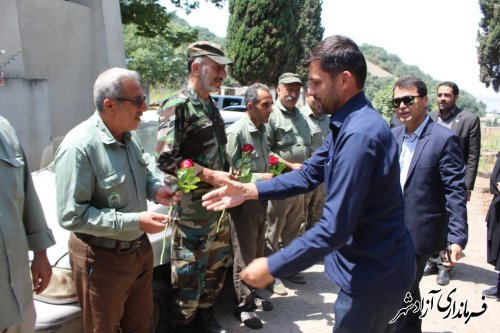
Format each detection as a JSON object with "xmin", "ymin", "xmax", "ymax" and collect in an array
[{"xmin": 202, "ymin": 35, "xmax": 416, "ymax": 333}]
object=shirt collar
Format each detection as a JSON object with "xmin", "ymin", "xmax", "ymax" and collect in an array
[
  {"xmin": 275, "ymin": 99, "xmax": 298, "ymax": 115},
  {"xmin": 185, "ymin": 85, "xmax": 203, "ymax": 106},
  {"xmin": 403, "ymin": 115, "xmax": 429, "ymax": 141},
  {"xmin": 92, "ymin": 112, "xmax": 131, "ymax": 145},
  {"xmin": 243, "ymin": 114, "xmax": 261, "ymax": 133},
  {"xmin": 329, "ymin": 91, "xmax": 369, "ymax": 131},
  {"xmin": 303, "ymin": 104, "xmax": 325, "ymax": 121},
  {"xmin": 439, "ymin": 105, "xmax": 460, "ymax": 120}
]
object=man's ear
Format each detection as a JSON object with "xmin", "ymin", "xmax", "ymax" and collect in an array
[
  {"xmin": 102, "ymin": 98, "xmax": 115, "ymax": 114},
  {"xmin": 341, "ymin": 71, "xmax": 354, "ymax": 86},
  {"xmin": 423, "ymin": 95, "xmax": 429, "ymax": 108},
  {"xmin": 191, "ymin": 61, "xmax": 200, "ymax": 75}
]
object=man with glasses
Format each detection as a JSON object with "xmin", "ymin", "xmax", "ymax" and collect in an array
[
  {"xmin": 55, "ymin": 67, "xmax": 178, "ymax": 333},
  {"xmin": 156, "ymin": 41, "xmax": 233, "ymax": 333},
  {"xmin": 423, "ymin": 81, "xmax": 481, "ymax": 285},
  {"xmin": 202, "ymin": 35, "xmax": 416, "ymax": 333},
  {"xmin": 391, "ymin": 77, "xmax": 468, "ymax": 333}
]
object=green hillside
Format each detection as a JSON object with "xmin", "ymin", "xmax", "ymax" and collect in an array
[{"xmin": 361, "ymin": 44, "xmax": 486, "ymax": 116}]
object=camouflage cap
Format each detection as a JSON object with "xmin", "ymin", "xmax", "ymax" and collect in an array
[
  {"xmin": 278, "ymin": 72, "xmax": 303, "ymax": 85},
  {"xmin": 187, "ymin": 41, "xmax": 233, "ymax": 65}
]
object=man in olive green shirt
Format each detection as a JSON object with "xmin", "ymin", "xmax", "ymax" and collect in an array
[
  {"xmin": 301, "ymin": 94, "xmax": 330, "ymax": 230},
  {"xmin": 0, "ymin": 116, "xmax": 55, "ymax": 333},
  {"xmin": 266, "ymin": 72, "xmax": 311, "ymax": 292},
  {"xmin": 55, "ymin": 68, "xmax": 176, "ymax": 333},
  {"xmin": 226, "ymin": 83, "xmax": 274, "ymax": 329}
]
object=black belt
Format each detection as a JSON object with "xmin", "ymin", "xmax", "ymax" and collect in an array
[{"xmin": 75, "ymin": 233, "xmax": 147, "ymax": 253}]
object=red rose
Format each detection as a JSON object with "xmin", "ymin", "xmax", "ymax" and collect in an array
[
  {"xmin": 268, "ymin": 155, "xmax": 279, "ymax": 166},
  {"xmin": 242, "ymin": 144, "xmax": 255, "ymax": 154},
  {"xmin": 180, "ymin": 159, "xmax": 194, "ymax": 169}
]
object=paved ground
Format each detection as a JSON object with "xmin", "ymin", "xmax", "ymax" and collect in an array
[{"xmin": 214, "ymin": 176, "xmax": 500, "ymax": 332}]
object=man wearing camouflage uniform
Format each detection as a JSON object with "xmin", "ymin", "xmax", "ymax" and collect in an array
[
  {"xmin": 156, "ymin": 41, "xmax": 233, "ymax": 333},
  {"xmin": 301, "ymin": 93, "xmax": 330, "ymax": 230},
  {"xmin": 265, "ymin": 73, "xmax": 311, "ymax": 294}
]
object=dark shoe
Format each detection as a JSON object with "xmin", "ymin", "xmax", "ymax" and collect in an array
[
  {"xmin": 195, "ymin": 307, "xmax": 227, "ymax": 333},
  {"xmin": 175, "ymin": 322, "xmax": 195, "ymax": 333},
  {"xmin": 267, "ymin": 278, "xmax": 288, "ymax": 296},
  {"xmin": 423, "ymin": 261, "xmax": 438, "ymax": 276},
  {"xmin": 254, "ymin": 296, "xmax": 273, "ymax": 311},
  {"xmin": 285, "ymin": 273, "xmax": 307, "ymax": 284},
  {"xmin": 234, "ymin": 310, "xmax": 263, "ymax": 329},
  {"xmin": 482, "ymin": 286, "xmax": 500, "ymax": 299},
  {"xmin": 436, "ymin": 268, "xmax": 450, "ymax": 286}
]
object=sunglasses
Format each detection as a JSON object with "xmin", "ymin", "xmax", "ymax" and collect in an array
[
  {"xmin": 115, "ymin": 95, "xmax": 147, "ymax": 107},
  {"xmin": 392, "ymin": 95, "xmax": 420, "ymax": 108}
]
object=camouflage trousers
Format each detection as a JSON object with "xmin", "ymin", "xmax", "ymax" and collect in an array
[
  {"xmin": 303, "ymin": 183, "xmax": 326, "ymax": 232},
  {"xmin": 170, "ymin": 213, "xmax": 231, "ymax": 324}
]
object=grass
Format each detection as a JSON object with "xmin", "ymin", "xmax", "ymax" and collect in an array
[{"xmin": 479, "ymin": 128, "xmax": 500, "ymax": 175}]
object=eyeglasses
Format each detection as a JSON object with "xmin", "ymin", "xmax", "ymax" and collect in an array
[
  {"xmin": 115, "ymin": 95, "xmax": 147, "ymax": 107},
  {"xmin": 392, "ymin": 95, "xmax": 420, "ymax": 108}
]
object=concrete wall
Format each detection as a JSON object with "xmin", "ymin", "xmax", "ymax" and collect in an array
[{"xmin": 0, "ymin": 0, "xmax": 125, "ymax": 169}]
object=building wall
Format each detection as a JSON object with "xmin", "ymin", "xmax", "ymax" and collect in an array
[{"xmin": 0, "ymin": 0, "xmax": 125, "ymax": 169}]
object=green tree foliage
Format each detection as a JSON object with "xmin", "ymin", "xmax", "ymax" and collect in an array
[
  {"xmin": 295, "ymin": 0, "xmax": 324, "ymax": 79},
  {"xmin": 477, "ymin": 0, "xmax": 499, "ymax": 92},
  {"xmin": 372, "ymin": 84, "xmax": 395, "ymax": 120},
  {"xmin": 226, "ymin": 0, "xmax": 323, "ymax": 86},
  {"xmin": 120, "ymin": 0, "xmax": 223, "ymax": 38},
  {"xmin": 124, "ymin": 24, "xmax": 194, "ymax": 87},
  {"xmin": 361, "ymin": 44, "xmax": 487, "ymax": 116}
]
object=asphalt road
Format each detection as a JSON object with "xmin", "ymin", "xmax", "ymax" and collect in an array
[{"xmin": 214, "ymin": 176, "xmax": 500, "ymax": 333}]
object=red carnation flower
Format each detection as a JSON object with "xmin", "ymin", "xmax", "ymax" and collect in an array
[
  {"xmin": 268, "ymin": 155, "xmax": 280, "ymax": 166},
  {"xmin": 242, "ymin": 144, "xmax": 255, "ymax": 154},
  {"xmin": 180, "ymin": 159, "xmax": 194, "ymax": 169}
]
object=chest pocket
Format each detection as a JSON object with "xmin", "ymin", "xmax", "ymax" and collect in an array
[
  {"xmin": 0, "ymin": 152, "xmax": 25, "ymax": 201},
  {"xmin": 98, "ymin": 172, "xmax": 127, "ymax": 208},
  {"xmin": 0, "ymin": 155, "xmax": 25, "ymax": 167},
  {"xmin": 274, "ymin": 125, "xmax": 296, "ymax": 148}
]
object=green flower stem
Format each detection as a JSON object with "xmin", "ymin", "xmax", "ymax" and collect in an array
[
  {"xmin": 160, "ymin": 203, "xmax": 176, "ymax": 265},
  {"xmin": 216, "ymin": 209, "xmax": 226, "ymax": 233}
]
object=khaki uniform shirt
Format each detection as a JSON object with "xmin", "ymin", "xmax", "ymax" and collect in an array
[
  {"xmin": 226, "ymin": 114, "xmax": 270, "ymax": 182},
  {"xmin": 0, "ymin": 116, "xmax": 55, "ymax": 329},
  {"xmin": 267, "ymin": 100, "xmax": 311, "ymax": 163},
  {"xmin": 301, "ymin": 105, "xmax": 330, "ymax": 153},
  {"xmin": 55, "ymin": 113, "xmax": 162, "ymax": 241}
]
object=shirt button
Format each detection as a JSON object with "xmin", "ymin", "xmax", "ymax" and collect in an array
[{"xmin": 11, "ymin": 283, "xmax": 15, "ymax": 288}]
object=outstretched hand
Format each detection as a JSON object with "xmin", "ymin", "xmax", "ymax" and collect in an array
[{"xmin": 202, "ymin": 177, "xmax": 258, "ymax": 211}]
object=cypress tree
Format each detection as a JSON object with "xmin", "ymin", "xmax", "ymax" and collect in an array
[{"xmin": 226, "ymin": 0, "xmax": 323, "ymax": 86}]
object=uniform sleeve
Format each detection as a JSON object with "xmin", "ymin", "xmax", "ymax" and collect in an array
[
  {"xmin": 156, "ymin": 100, "xmax": 187, "ymax": 176},
  {"xmin": 21, "ymin": 147, "xmax": 55, "ymax": 252},
  {"xmin": 225, "ymin": 126, "xmax": 242, "ymax": 168},
  {"xmin": 55, "ymin": 145, "xmax": 140, "ymax": 236}
]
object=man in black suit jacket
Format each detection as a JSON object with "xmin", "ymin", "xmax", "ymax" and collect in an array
[
  {"xmin": 425, "ymin": 81, "xmax": 481, "ymax": 284},
  {"xmin": 391, "ymin": 77, "xmax": 468, "ymax": 333}
]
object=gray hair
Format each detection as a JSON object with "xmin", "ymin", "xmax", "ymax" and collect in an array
[
  {"xmin": 93, "ymin": 67, "xmax": 140, "ymax": 112},
  {"xmin": 244, "ymin": 83, "xmax": 271, "ymax": 105}
]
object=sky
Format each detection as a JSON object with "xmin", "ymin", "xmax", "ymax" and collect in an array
[{"xmin": 166, "ymin": 0, "xmax": 498, "ymax": 110}]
